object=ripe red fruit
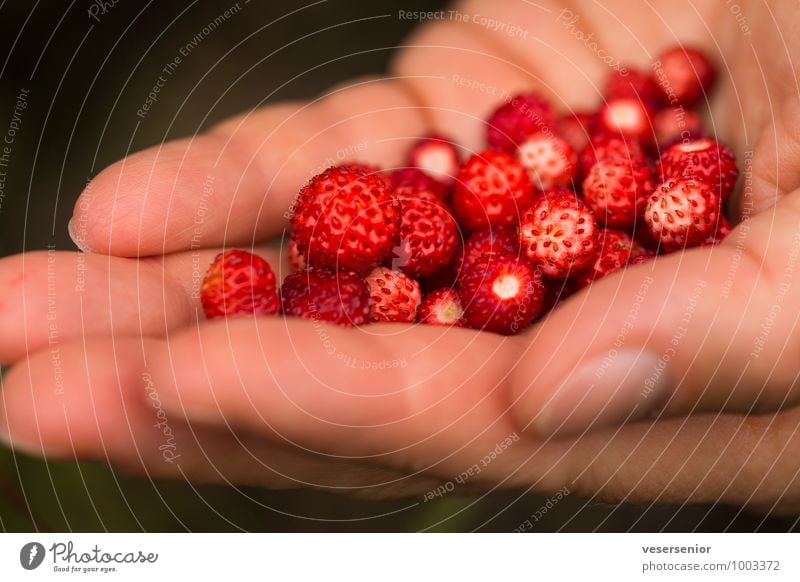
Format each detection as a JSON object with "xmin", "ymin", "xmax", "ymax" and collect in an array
[
  {"xmin": 579, "ymin": 134, "xmax": 647, "ymax": 177},
  {"xmin": 281, "ymin": 268, "xmax": 371, "ymax": 326},
  {"xmin": 643, "ymin": 178, "xmax": 720, "ymax": 251},
  {"xmin": 702, "ymin": 215, "xmax": 733, "ymax": 246},
  {"xmin": 407, "ymin": 135, "xmax": 459, "ymax": 185},
  {"xmin": 582, "ymin": 155, "xmax": 655, "ymax": 230},
  {"xmin": 201, "ymin": 250, "xmax": 281, "ymax": 319},
  {"xmin": 657, "ymin": 137, "xmax": 739, "ymax": 201},
  {"xmin": 596, "ymin": 98, "xmax": 654, "ymax": 146},
  {"xmin": 452, "ymin": 150, "xmax": 535, "ymax": 230},
  {"xmin": 365, "ymin": 266, "xmax": 422, "ymax": 323},
  {"xmin": 389, "ymin": 167, "xmax": 449, "ymax": 202},
  {"xmin": 557, "ymin": 111, "xmax": 596, "ymax": 156},
  {"xmin": 486, "ymin": 92, "xmax": 556, "ymax": 152},
  {"xmin": 573, "ymin": 229, "xmax": 651, "ymax": 289},
  {"xmin": 458, "ymin": 254, "xmax": 546, "ymax": 335},
  {"xmin": 460, "ymin": 225, "xmax": 520, "ymax": 271},
  {"xmin": 287, "ymin": 238, "xmax": 307, "ymax": 273},
  {"xmin": 519, "ymin": 192, "xmax": 599, "ymax": 278},
  {"xmin": 654, "ymin": 46, "xmax": 716, "ymax": 107},
  {"xmin": 653, "ymin": 108, "xmax": 702, "ymax": 149},
  {"xmin": 517, "ymin": 133, "xmax": 577, "ymax": 190},
  {"xmin": 418, "ymin": 288, "xmax": 468, "ymax": 327},
  {"xmin": 291, "ymin": 165, "xmax": 400, "ymax": 273},
  {"xmin": 603, "ymin": 68, "xmax": 665, "ymax": 111},
  {"xmin": 391, "ymin": 188, "xmax": 459, "ymax": 277}
]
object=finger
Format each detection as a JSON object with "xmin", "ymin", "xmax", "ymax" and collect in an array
[
  {"xmin": 510, "ymin": 189, "xmax": 800, "ymax": 438},
  {"xmin": 0, "ymin": 247, "xmax": 283, "ymax": 363}
]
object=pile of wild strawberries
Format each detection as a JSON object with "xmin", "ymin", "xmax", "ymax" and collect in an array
[{"xmin": 201, "ymin": 45, "xmax": 737, "ymax": 335}]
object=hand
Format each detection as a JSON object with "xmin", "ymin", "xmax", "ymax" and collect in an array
[{"xmin": 2, "ymin": 0, "xmax": 800, "ymax": 512}]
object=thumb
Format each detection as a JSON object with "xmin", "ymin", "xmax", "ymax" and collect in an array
[{"xmin": 508, "ymin": 189, "xmax": 800, "ymax": 438}]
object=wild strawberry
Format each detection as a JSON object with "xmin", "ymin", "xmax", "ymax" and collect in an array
[
  {"xmin": 365, "ymin": 266, "xmax": 421, "ymax": 323},
  {"xmin": 291, "ymin": 165, "xmax": 400, "ymax": 273},
  {"xmin": 643, "ymin": 178, "xmax": 720, "ymax": 252},
  {"xmin": 389, "ymin": 167, "xmax": 449, "ymax": 202},
  {"xmin": 519, "ymin": 192, "xmax": 599, "ymax": 278},
  {"xmin": 390, "ymin": 188, "xmax": 459, "ymax": 277},
  {"xmin": 517, "ymin": 133, "xmax": 577, "ymax": 190},
  {"xmin": 287, "ymin": 238, "xmax": 307, "ymax": 273},
  {"xmin": 458, "ymin": 254, "xmax": 545, "ymax": 335},
  {"xmin": 460, "ymin": 225, "xmax": 520, "ymax": 271},
  {"xmin": 657, "ymin": 137, "xmax": 738, "ymax": 201},
  {"xmin": 582, "ymin": 155, "xmax": 655, "ymax": 230},
  {"xmin": 603, "ymin": 68, "xmax": 665, "ymax": 111},
  {"xmin": 418, "ymin": 288, "xmax": 468, "ymax": 327},
  {"xmin": 596, "ymin": 98, "xmax": 654, "ymax": 146},
  {"xmin": 281, "ymin": 268, "xmax": 370, "ymax": 326},
  {"xmin": 579, "ymin": 134, "xmax": 647, "ymax": 177},
  {"xmin": 654, "ymin": 46, "xmax": 716, "ymax": 107},
  {"xmin": 486, "ymin": 92, "xmax": 556, "ymax": 152},
  {"xmin": 557, "ymin": 111, "xmax": 596, "ymax": 156},
  {"xmin": 201, "ymin": 250, "xmax": 281, "ymax": 319},
  {"xmin": 572, "ymin": 229, "xmax": 651, "ymax": 289},
  {"xmin": 407, "ymin": 135, "xmax": 459, "ymax": 186},
  {"xmin": 452, "ymin": 150, "xmax": 535, "ymax": 230},
  {"xmin": 702, "ymin": 215, "xmax": 733, "ymax": 246},
  {"xmin": 653, "ymin": 108, "xmax": 702, "ymax": 149}
]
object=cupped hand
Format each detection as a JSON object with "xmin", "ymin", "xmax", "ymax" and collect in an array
[{"xmin": 3, "ymin": 0, "xmax": 800, "ymax": 513}]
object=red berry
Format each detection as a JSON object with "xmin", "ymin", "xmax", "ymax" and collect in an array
[
  {"xmin": 486, "ymin": 92, "xmax": 556, "ymax": 152},
  {"xmin": 418, "ymin": 288, "xmax": 468, "ymax": 327},
  {"xmin": 390, "ymin": 188, "xmax": 459, "ymax": 277},
  {"xmin": 658, "ymin": 137, "xmax": 738, "ymax": 201},
  {"xmin": 458, "ymin": 254, "xmax": 545, "ymax": 335},
  {"xmin": 596, "ymin": 98, "xmax": 654, "ymax": 146},
  {"xmin": 572, "ymin": 229, "xmax": 651, "ymax": 289},
  {"xmin": 580, "ymin": 134, "xmax": 647, "ymax": 177},
  {"xmin": 201, "ymin": 250, "xmax": 280, "ymax": 319},
  {"xmin": 603, "ymin": 68, "xmax": 665, "ymax": 111},
  {"xmin": 281, "ymin": 268, "xmax": 370, "ymax": 326},
  {"xmin": 643, "ymin": 178, "xmax": 720, "ymax": 252},
  {"xmin": 557, "ymin": 111, "xmax": 596, "ymax": 157},
  {"xmin": 389, "ymin": 167, "xmax": 449, "ymax": 202},
  {"xmin": 517, "ymin": 133, "xmax": 577, "ymax": 190},
  {"xmin": 287, "ymin": 238, "xmax": 307, "ymax": 273},
  {"xmin": 291, "ymin": 165, "xmax": 400, "ymax": 273},
  {"xmin": 460, "ymin": 225, "xmax": 520, "ymax": 271},
  {"xmin": 407, "ymin": 135, "xmax": 459, "ymax": 186},
  {"xmin": 654, "ymin": 46, "xmax": 716, "ymax": 107},
  {"xmin": 452, "ymin": 150, "xmax": 535, "ymax": 230},
  {"xmin": 582, "ymin": 155, "xmax": 655, "ymax": 230},
  {"xmin": 702, "ymin": 215, "xmax": 733, "ymax": 246},
  {"xmin": 365, "ymin": 266, "xmax": 422, "ymax": 323},
  {"xmin": 519, "ymin": 192, "xmax": 599, "ymax": 278},
  {"xmin": 653, "ymin": 108, "xmax": 702, "ymax": 149}
]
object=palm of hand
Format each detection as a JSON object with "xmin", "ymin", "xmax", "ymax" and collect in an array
[{"xmin": 2, "ymin": 1, "xmax": 800, "ymax": 514}]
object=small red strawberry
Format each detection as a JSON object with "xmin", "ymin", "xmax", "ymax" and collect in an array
[
  {"xmin": 452, "ymin": 150, "xmax": 535, "ymax": 230},
  {"xmin": 389, "ymin": 167, "xmax": 449, "ymax": 202},
  {"xmin": 603, "ymin": 68, "xmax": 665, "ymax": 111},
  {"xmin": 579, "ymin": 134, "xmax": 647, "ymax": 177},
  {"xmin": 287, "ymin": 238, "xmax": 307, "ymax": 273},
  {"xmin": 201, "ymin": 250, "xmax": 281, "ymax": 319},
  {"xmin": 517, "ymin": 133, "xmax": 577, "ymax": 190},
  {"xmin": 596, "ymin": 97, "xmax": 655, "ymax": 146},
  {"xmin": 582, "ymin": 155, "xmax": 655, "ymax": 230},
  {"xmin": 365, "ymin": 266, "xmax": 422, "ymax": 323},
  {"xmin": 653, "ymin": 108, "xmax": 702, "ymax": 149},
  {"xmin": 391, "ymin": 187, "xmax": 459, "ymax": 277},
  {"xmin": 407, "ymin": 135, "xmax": 459, "ymax": 186},
  {"xmin": 281, "ymin": 268, "xmax": 371, "ymax": 326},
  {"xmin": 643, "ymin": 178, "xmax": 720, "ymax": 252},
  {"xmin": 657, "ymin": 137, "xmax": 738, "ymax": 201},
  {"xmin": 460, "ymin": 225, "xmax": 520, "ymax": 271},
  {"xmin": 519, "ymin": 192, "xmax": 599, "ymax": 278},
  {"xmin": 418, "ymin": 288, "xmax": 468, "ymax": 327},
  {"xmin": 291, "ymin": 165, "xmax": 400, "ymax": 273},
  {"xmin": 557, "ymin": 111, "xmax": 596, "ymax": 157},
  {"xmin": 486, "ymin": 92, "xmax": 557, "ymax": 152},
  {"xmin": 458, "ymin": 254, "xmax": 546, "ymax": 335},
  {"xmin": 702, "ymin": 215, "xmax": 733, "ymax": 246},
  {"xmin": 572, "ymin": 229, "xmax": 651, "ymax": 289},
  {"xmin": 654, "ymin": 46, "xmax": 716, "ymax": 107}
]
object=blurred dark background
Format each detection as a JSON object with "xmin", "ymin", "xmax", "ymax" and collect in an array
[{"xmin": 0, "ymin": 0, "xmax": 796, "ymax": 532}]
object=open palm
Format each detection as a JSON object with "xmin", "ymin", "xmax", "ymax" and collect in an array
[{"xmin": 3, "ymin": 0, "xmax": 800, "ymax": 513}]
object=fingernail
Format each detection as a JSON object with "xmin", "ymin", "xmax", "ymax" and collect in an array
[
  {"xmin": 532, "ymin": 349, "xmax": 671, "ymax": 438},
  {"xmin": 67, "ymin": 218, "xmax": 91, "ymax": 252}
]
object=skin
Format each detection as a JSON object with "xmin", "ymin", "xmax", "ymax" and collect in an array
[{"xmin": 3, "ymin": 0, "xmax": 800, "ymax": 515}]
